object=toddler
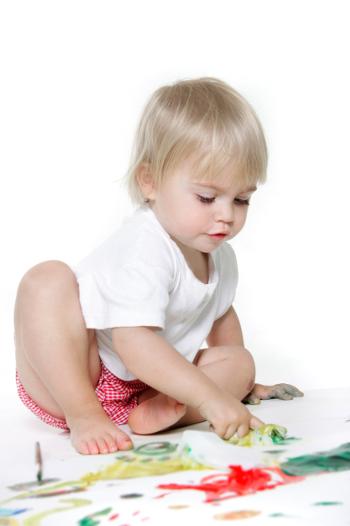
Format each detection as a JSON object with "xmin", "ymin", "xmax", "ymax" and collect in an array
[{"xmin": 14, "ymin": 77, "xmax": 303, "ymax": 455}]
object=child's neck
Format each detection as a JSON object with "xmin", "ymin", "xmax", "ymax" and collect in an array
[{"xmin": 173, "ymin": 239, "xmax": 209, "ymax": 284}]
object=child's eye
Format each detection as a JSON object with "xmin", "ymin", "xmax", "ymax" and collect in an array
[
  {"xmin": 196, "ymin": 195, "xmax": 251, "ymax": 206},
  {"xmin": 235, "ymin": 198, "xmax": 250, "ymax": 206},
  {"xmin": 197, "ymin": 194, "xmax": 215, "ymax": 204}
]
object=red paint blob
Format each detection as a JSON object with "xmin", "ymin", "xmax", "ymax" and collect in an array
[{"xmin": 158, "ymin": 465, "xmax": 302, "ymax": 502}]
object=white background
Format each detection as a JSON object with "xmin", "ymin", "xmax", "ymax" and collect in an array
[{"xmin": 1, "ymin": 0, "xmax": 349, "ymax": 401}]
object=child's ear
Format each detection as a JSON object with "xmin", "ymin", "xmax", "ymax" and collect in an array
[{"xmin": 136, "ymin": 163, "xmax": 158, "ymax": 201}]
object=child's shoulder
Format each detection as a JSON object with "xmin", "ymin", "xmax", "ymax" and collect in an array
[
  {"xmin": 212, "ymin": 241, "xmax": 238, "ymax": 279},
  {"xmin": 122, "ymin": 206, "xmax": 176, "ymax": 261},
  {"xmin": 214, "ymin": 241, "xmax": 237, "ymax": 264},
  {"xmin": 76, "ymin": 206, "xmax": 175, "ymax": 274}
]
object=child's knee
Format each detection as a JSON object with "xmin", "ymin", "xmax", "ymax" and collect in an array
[
  {"xmin": 18, "ymin": 260, "xmax": 77, "ymax": 300},
  {"xmin": 243, "ymin": 348, "xmax": 256, "ymax": 392},
  {"xmin": 219, "ymin": 345, "xmax": 255, "ymax": 392}
]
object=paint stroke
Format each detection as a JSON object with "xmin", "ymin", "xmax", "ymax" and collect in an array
[
  {"xmin": 133, "ymin": 442, "xmax": 177, "ymax": 456},
  {"xmin": 22, "ymin": 498, "xmax": 90, "ymax": 526},
  {"xmin": 78, "ymin": 507, "xmax": 113, "ymax": 526},
  {"xmin": 2, "ymin": 441, "xmax": 210, "ymax": 506},
  {"xmin": 313, "ymin": 501, "xmax": 343, "ymax": 506},
  {"xmin": 225, "ymin": 424, "xmax": 291, "ymax": 447},
  {"xmin": 0, "ymin": 519, "xmax": 20, "ymax": 526},
  {"xmin": 23, "ymin": 485, "xmax": 86, "ymax": 499},
  {"xmin": 269, "ymin": 513, "xmax": 296, "ymax": 518},
  {"xmin": 0, "ymin": 510, "xmax": 28, "ymax": 517},
  {"xmin": 1, "ymin": 481, "xmax": 89, "ymax": 506},
  {"xmin": 158, "ymin": 465, "xmax": 301, "ymax": 502},
  {"xmin": 281, "ymin": 442, "xmax": 350, "ymax": 476},
  {"xmin": 214, "ymin": 510, "xmax": 260, "ymax": 520},
  {"xmin": 80, "ymin": 453, "xmax": 210, "ymax": 482},
  {"xmin": 8, "ymin": 479, "xmax": 59, "ymax": 492},
  {"xmin": 120, "ymin": 494, "xmax": 143, "ymax": 499}
]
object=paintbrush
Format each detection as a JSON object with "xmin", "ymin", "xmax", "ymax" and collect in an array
[
  {"xmin": 8, "ymin": 441, "xmax": 59, "ymax": 491},
  {"xmin": 35, "ymin": 441, "xmax": 43, "ymax": 484}
]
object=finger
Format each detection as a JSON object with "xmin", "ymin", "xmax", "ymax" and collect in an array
[
  {"xmin": 223, "ymin": 424, "xmax": 238, "ymax": 441},
  {"xmin": 236, "ymin": 423, "xmax": 249, "ymax": 438},
  {"xmin": 275, "ymin": 389, "xmax": 294, "ymax": 400},
  {"xmin": 282, "ymin": 384, "xmax": 304, "ymax": 397},
  {"xmin": 253, "ymin": 385, "xmax": 274, "ymax": 400},
  {"xmin": 209, "ymin": 423, "xmax": 214, "ymax": 432},
  {"xmin": 209, "ymin": 422, "xmax": 226, "ymax": 439},
  {"xmin": 250, "ymin": 415, "xmax": 265, "ymax": 430}
]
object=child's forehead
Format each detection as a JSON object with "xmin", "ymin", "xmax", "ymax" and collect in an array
[
  {"xmin": 191, "ymin": 178, "xmax": 257, "ymax": 192},
  {"xmin": 188, "ymin": 175, "xmax": 257, "ymax": 194},
  {"xmin": 167, "ymin": 154, "xmax": 258, "ymax": 193}
]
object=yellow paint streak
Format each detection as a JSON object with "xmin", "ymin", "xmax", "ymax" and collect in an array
[{"xmin": 22, "ymin": 498, "xmax": 91, "ymax": 526}]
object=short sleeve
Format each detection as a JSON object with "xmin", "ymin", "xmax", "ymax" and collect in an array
[
  {"xmin": 77, "ymin": 262, "xmax": 172, "ymax": 330},
  {"xmin": 213, "ymin": 243, "xmax": 239, "ymax": 320}
]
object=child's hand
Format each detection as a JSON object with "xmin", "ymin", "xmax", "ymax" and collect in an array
[
  {"xmin": 243, "ymin": 383, "xmax": 304, "ymax": 405},
  {"xmin": 198, "ymin": 390, "xmax": 264, "ymax": 440}
]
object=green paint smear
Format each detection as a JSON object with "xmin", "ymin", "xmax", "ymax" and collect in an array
[
  {"xmin": 313, "ymin": 501, "xmax": 343, "ymax": 506},
  {"xmin": 78, "ymin": 507, "xmax": 113, "ymax": 526},
  {"xmin": 225, "ymin": 424, "xmax": 289, "ymax": 447},
  {"xmin": 282, "ymin": 442, "xmax": 350, "ymax": 476}
]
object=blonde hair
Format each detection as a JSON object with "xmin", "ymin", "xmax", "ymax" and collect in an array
[{"xmin": 123, "ymin": 77, "xmax": 268, "ymax": 206}]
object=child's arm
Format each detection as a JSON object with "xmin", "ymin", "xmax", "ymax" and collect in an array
[
  {"xmin": 112, "ymin": 326, "xmax": 262, "ymax": 439},
  {"xmin": 206, "ymin": 306, "xmax": 244, "ymax": 347}
]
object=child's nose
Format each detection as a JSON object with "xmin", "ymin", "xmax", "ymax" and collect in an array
[{"xmin": 216, "ymin": 203, "xmax": 235, "ymax": 224}]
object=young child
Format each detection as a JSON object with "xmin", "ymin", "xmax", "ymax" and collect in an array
[{"xmin": 14, "ymin": 77, "xmax": 303, "ymax": 455}]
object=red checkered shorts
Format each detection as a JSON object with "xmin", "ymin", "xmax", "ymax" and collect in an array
[{"xmin": 16, "ymin": 363, "xmax": 149, "ymax": 430}]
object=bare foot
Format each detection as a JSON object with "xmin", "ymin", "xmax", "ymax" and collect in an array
[
  {"xmin": 67, "ymin": 409, "xmax": 133, "ymax": 455},
  {"xmin": 128, "ymin": 393, "xmax": 186, "ymax": 434}
]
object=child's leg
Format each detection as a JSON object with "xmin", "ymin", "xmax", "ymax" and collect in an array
[
  {"xmin": 128, "ymin": 345, "xmax": 255, "ymax": 434},
  {"xmin": 14, "ymin": 260, "xmax": 133, "ymax": 455}
]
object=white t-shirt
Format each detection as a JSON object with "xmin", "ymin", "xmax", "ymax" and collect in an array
[{"xmin": 73, "ymin": 205, "xmax": 238, "ymax": 380}]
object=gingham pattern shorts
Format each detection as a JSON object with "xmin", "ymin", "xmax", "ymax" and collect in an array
[{"xmin": 16, "ymin": 362, "xmax": 149, "ymax": 430}]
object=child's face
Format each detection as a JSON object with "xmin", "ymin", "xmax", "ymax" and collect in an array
[{"xmin": 149, "ymin": 156, "xmax": 257, "ymax": 255}]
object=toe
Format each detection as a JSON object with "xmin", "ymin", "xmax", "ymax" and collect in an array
[
  {"xmin": 112, "ymin": 429, "xmax": 133, "ymax": 450},
  {"xmin": 78, "ymin": 440, "xmax": 90, "ymax": 455},
  {"xmin": 118, "ymin": 436, "xmax": 133, "ymax": 450},
  {"xmin": 103, "ymin": 434, "xmax": 119, "ymax": 453},
  {"xmin": 97, "ymin": 438, "xmax": 110, "ymax": 454},
  {"xmin": 87, "ymin": 439, "xmax": 100, "ymax": 455}
]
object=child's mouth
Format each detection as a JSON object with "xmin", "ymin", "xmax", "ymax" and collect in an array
[{"xmin": 209, "ymin": 233, "xmax": 227, "ymax": 239}]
